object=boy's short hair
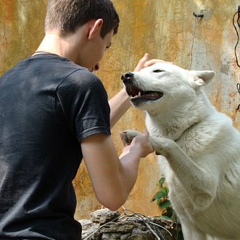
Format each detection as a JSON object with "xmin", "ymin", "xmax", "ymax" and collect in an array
[{"xmin": 45, "ymin": 0, "xmax": 120, "ymax": 37}]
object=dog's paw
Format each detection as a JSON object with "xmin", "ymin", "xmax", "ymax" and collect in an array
[
  {"xmin": 151, "ymin": 137, "xmax": 177, "ymax": 156},
  {"xmin": 120, "ymin": 130, "xmax": 141, "ymax": 146}
]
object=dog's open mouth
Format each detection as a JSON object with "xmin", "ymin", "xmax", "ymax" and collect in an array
[{"xmin": 125, "ymin": 85, "xmax": 164, "ymax": 102}]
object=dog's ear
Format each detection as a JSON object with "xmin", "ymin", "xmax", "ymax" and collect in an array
[{"xmin": 190, "ymin": 70, "xmax": 215, "ymax": 86}]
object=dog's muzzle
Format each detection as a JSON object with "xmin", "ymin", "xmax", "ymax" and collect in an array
[
  {"xmin": 121, "ymin": 72, "xmax": 164, "ymax": 103},
  {"xmin": 121, "ymin": 72, "xmax": 141, "ymax": 98},
  {"xmin": 121, "ymin": 72, "xmax": 134, "ymax": 84}
]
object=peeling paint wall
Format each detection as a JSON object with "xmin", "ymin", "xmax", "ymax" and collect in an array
[
  {"xmin": 0, "ymin": 0, "xmax": 48, "ymax": 76},
  {"xmin": 1, "ymin": 0, "xmax": 240, "ymax": 219}
]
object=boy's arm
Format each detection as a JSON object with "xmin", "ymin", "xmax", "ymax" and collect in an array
[{"xmin": 81, "ymin": 131, "xmax": 153, "ymax": 210}]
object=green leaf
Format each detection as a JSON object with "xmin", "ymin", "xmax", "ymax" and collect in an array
[
  {"xmin": 159, "ymin": 199, "xmax": 172, "ymax": 209},
  {"xmin": 160, "ymin": 215, "xmax": 172, "ymax": 221},
  {"xmin": 152, "ymin": 190, "xmax": 167, "ymax": 202},
  {"xmin": 159, "ymin": 177, "xmax": 165, "ymax": 187},
  {"xmin": 162, "ymin": 187, "xmax": 169, "ymax": 195}
]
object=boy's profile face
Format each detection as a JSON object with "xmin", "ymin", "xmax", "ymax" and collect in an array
[{"xmin": 89, "ymin": 29, "xmax": 114, "ymax": 72}]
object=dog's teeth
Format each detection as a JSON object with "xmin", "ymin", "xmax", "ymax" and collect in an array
[{"xmin": 138, "ymin": 91, "xmax": 141, "ymax": 97}]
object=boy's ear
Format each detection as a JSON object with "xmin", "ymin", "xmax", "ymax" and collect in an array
[{"xmin": 88, "ymin": 19, "xmax": 103, "ymax": 40}]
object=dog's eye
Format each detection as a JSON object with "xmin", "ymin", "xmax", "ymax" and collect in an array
[{"xmin": 153, "ymin": 69, "xmax": 164, "ymax": 73}]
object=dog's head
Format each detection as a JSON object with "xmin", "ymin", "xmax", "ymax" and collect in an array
[{"xmin": 121, "ymin": 62, "xmax": 215, "ymax": 113}]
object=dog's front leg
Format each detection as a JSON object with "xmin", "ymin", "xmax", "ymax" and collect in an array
[
  {"xmin": 181, "ymin": 221, "xmax": 209, "ymax": 240},
  {"xmin": 152, "ymin": 137, "xmax": 218, "ymax": 211}
]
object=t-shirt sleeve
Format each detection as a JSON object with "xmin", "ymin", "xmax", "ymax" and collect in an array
[{"xmin": 55, "ymin": 69, "xmax": 111, "ymax": 142}]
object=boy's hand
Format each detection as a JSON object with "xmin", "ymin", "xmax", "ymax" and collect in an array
[{"xmin": 134, "ymin": 53, "xmax": 163, "ymax": 72}]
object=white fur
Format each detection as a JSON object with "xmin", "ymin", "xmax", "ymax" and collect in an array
[{"xmin": 123, "ymin": 62, "xmax": 240, "ymax": 240}]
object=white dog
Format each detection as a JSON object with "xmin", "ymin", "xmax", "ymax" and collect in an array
[{"xmin": 121, "ymin": 62, "xmax": 240, "ymax": 240}]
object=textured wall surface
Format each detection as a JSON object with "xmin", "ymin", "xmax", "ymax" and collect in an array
[{"xmin": 1, "ymin": 0, "xmax": 240, "ymax": 219}]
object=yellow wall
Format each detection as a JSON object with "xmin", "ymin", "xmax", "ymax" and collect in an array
[{"xmin": 1, "ymin": 0, "xmax": 240, "ymax": 219}]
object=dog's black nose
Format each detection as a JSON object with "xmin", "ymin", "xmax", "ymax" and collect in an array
[{"xmin": 121, "ymin": 72, "xmax": 134, "ymax": 83}]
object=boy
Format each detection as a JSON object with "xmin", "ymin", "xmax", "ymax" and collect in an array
[{"xmin": 0, "ymin": 0, "xmax": 156, "ymax": 239}]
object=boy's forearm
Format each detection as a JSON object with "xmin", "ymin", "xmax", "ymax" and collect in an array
[{"xmin": 109, "ymin": 88, "xmax": 131, "ymax": 128}]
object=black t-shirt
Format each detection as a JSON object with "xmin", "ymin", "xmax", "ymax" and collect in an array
[{"xmin": 0, "ymin": 54, "xmax": 111, "ymax": 239}]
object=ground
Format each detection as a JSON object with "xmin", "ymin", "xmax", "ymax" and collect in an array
[{"xmin": 80, "ymin": 208, "xmax": 184, "ymax": 240}]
